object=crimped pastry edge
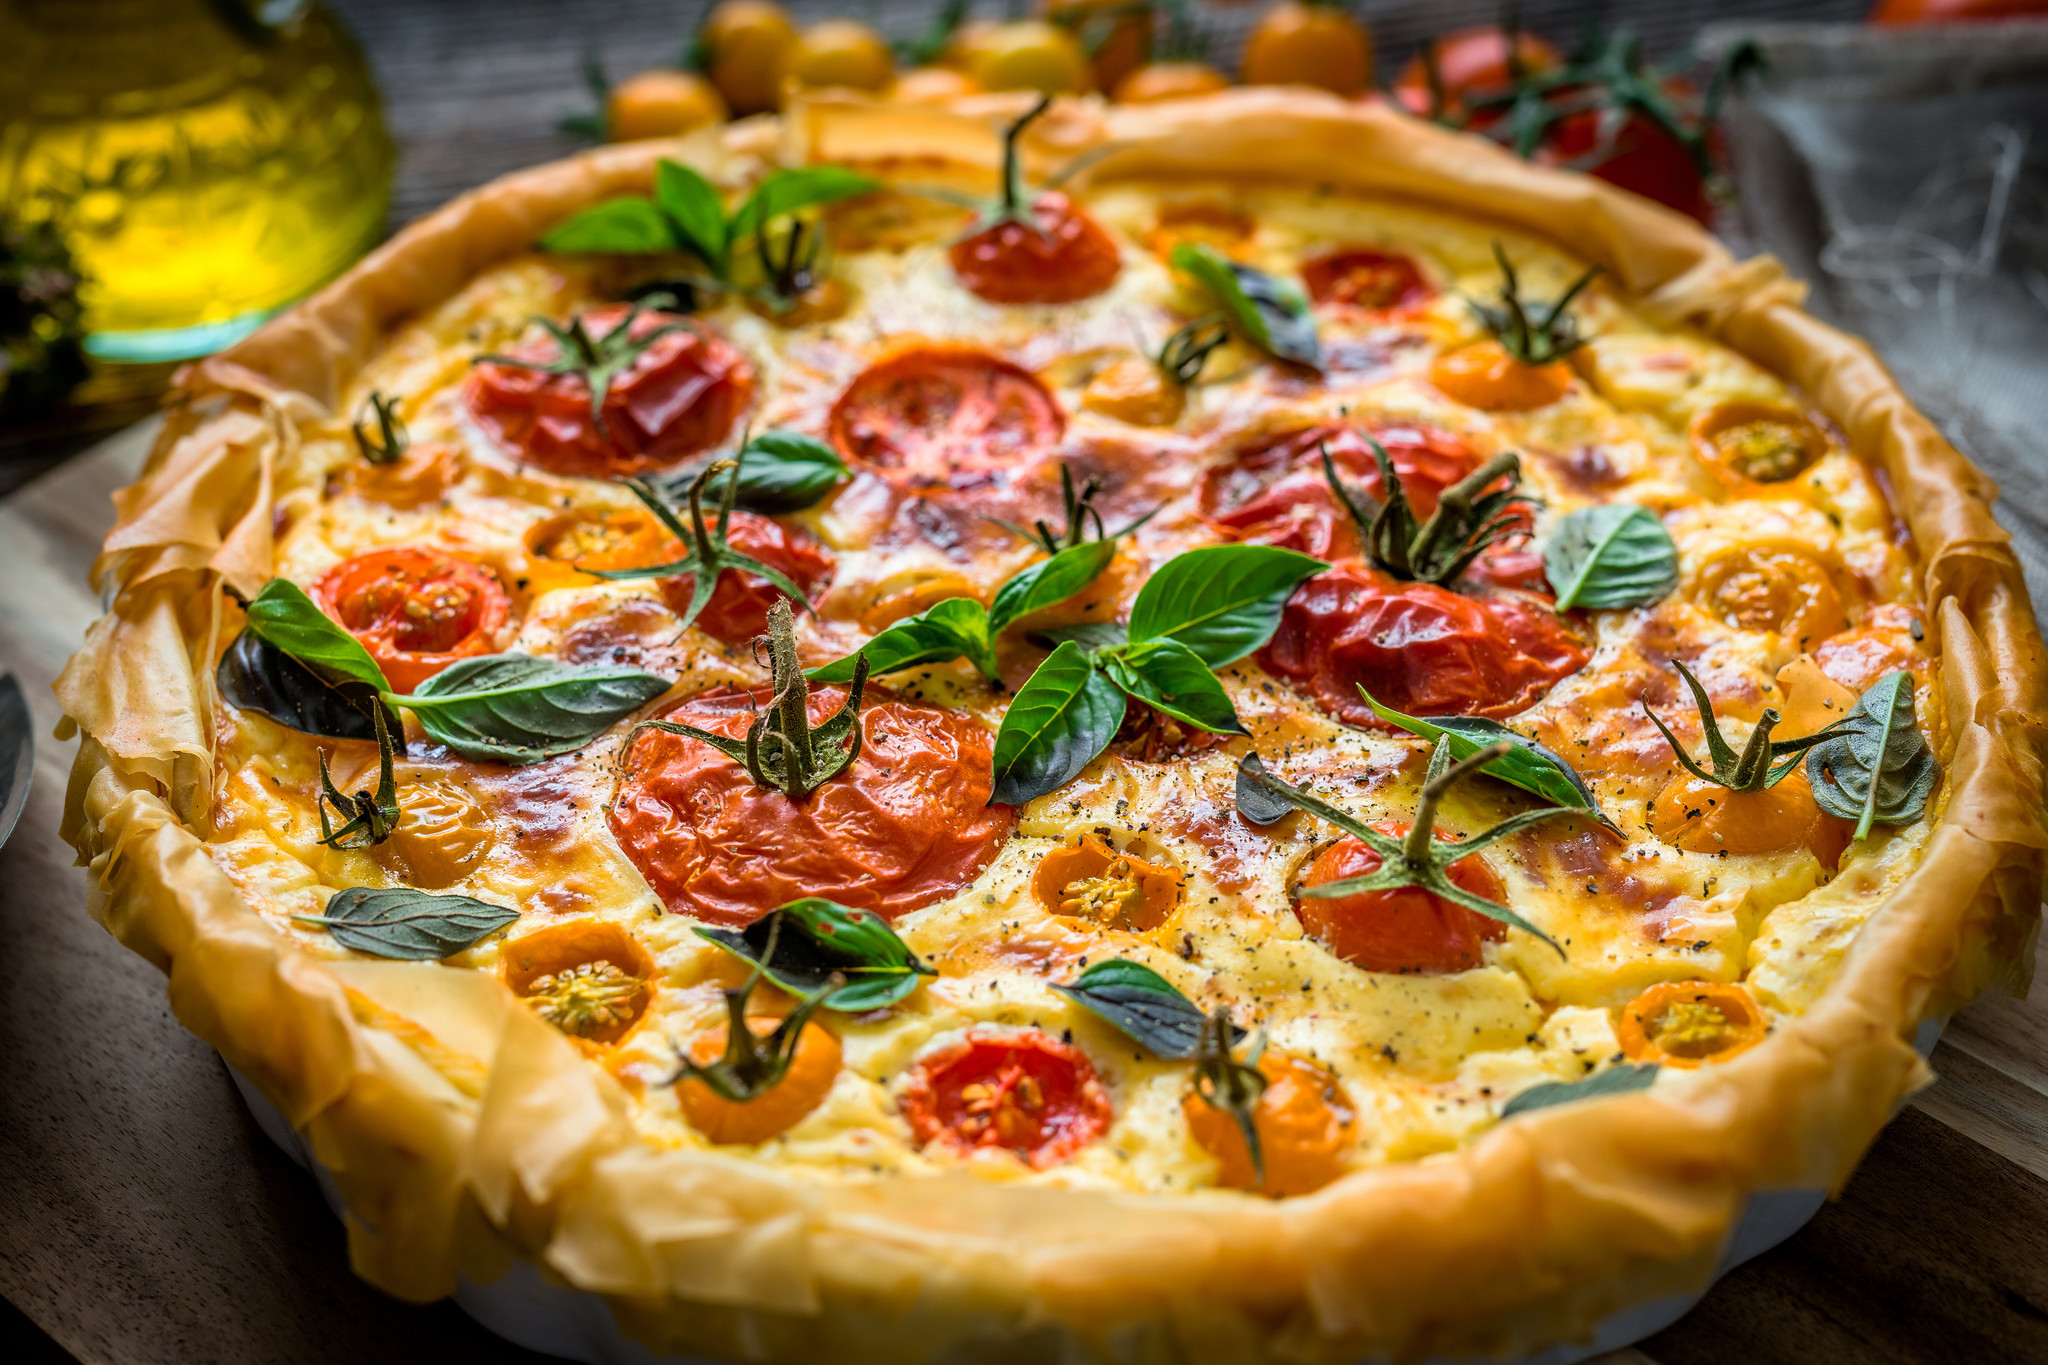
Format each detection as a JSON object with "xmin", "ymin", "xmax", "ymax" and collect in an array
[{"xmin": 55, "ymin": 88, "xmax": 2047, "ymax": 1365}]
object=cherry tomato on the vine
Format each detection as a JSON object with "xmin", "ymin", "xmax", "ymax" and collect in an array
[
  {"xmin": 1296, "ymin": 826, "xmax": 1508, "ymax": 973},
  {"xmin": 950, "ymin": 191, "xmax": 1122, "ymax": 305},
  {"xmin": 901, "ymin": 1029, "xmax": 1113, "ymax": 1167},
  {"xmin": 312, "ymin": 547, "xmax": 511, "ymax": 693}
]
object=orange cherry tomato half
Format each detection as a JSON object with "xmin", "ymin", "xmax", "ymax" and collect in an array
[
  {"xmin": 677, "ymin": 1013, "xmax": 843, "ymax": 1144},
  {"xmin": 828, "ymin": 346, "xmax": 1065, "ymax": 486},
  {"xmin": 464, "ymin": 304, "xmax": 754, "ymax": 480},
  {"xmin": 901, "ymin": 1029, "xmax": 1113, "ymax": 1167},
  {"xmin": 1182, "ymin": 1050, "xmax": 1356, "ymax": 1196},
  {"xmin": 1113, "ymin": 60, "xmax": 1231, "ymax": 103},
  {"xmin": 659, "ymin": 510, "xmax": 834, "ymax": 645},
  {"xmin": 609, "ymin": 687, "xmax": 1013, "ymax": 927},
  {"xmin": 1693, "ymin": 544, "xmax": 1849, "ymax": 647},
  {"xmin": 1870, "ymin": 0, "xmax": 2048, "ymax": 24},
  {"xmin": 950, "ymin": 191, "xmax": 1122, "ymax": 305},
  {"xmin": 1296, "ymin": 826, "xmax": 1509, "ymax": 973},
  {"xmin": 1648, "ymin": 768, "xmax": 1850, "ymax": 866},
  {"xmin": 1240, "ymin": 1, "xmax": 1373, "ymax": 97},
  {"xmin": 607, "ymin": 69, "xmax": 728, "ymax": 142},
  {"xmin": 1262, "ymin": 564, "xmax": 1586, "ymax": 726},
  {"xmin": 1031, "ymin": 833, "xmax": 1182, "ymax": 931},
  {"xmin": 1617, "ymin": 981, "xmax": 1767, "ymax": 1068},
  {"xmin": 312, "ymin": 548, "xmax": 511, "ymax": 693},
  {"xmin": 1392, "ymin": 26, "xmax": 1564, "ymax": 118},
  {"xmin": 1300, "ymin": 247, "xmax": 1435, "ymax": 313},
  {"xmin": 1146, "ymin": 201, "xmax": 1257, "ymax": 260},
  {"xmin": 1811, "ymin": 604, "xmax": 1927, "ymax": 695},
  {"xmin": 501, "ymin": 920, "xmax": 657, "ymax": 1046},
  {"xmin": 1429, "ymin": 340, "xmax": 1573, "ymax": 411},
  {"xmin": 1689, "ymin": 401, "xmax": 1830, "ymax": 493},
  {"xmin": 522, "ymin": 508, "xmax": 680, "ymax": 597}
]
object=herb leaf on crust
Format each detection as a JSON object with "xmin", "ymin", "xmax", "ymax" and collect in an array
[
  {"xmin": 293, "ymin": 888, "xmax": 518, "ymax": 960},
  {"xmin": 404, "ymin": 654, "xmax": 672, "ymax": 764},
  {"xmin": 1543, "ymin": 503, "xmax": 1678, "ymax": 611},
  {"xmin": 1124, "ymin": 543, "xmax": 1325, "ymax": 668},
  {"xmin": 696, "ymin": 898, "xmax": 935, "ymax": 1012},
  {"xmin": 1361, "ymin": 689, "xmax": 1616, "ymax": 833},
  {"xmin": 1169, "ymin": 241, "xmax": 1322, "ymax": 370},
  {"xmin": 989, "ymin": 642, "xmax": 1128, "ymax": 805},
  {"xmin": 1805, "ymin": 670, "xmax": 1938, "ymax": 839},
  {"xmin": 1054, "ymin": 958, "xmax": 1241, "ymax": 1059},
  {"xmin": 1501, "ymin": 1063, "xmax": 1659, "ymax": 1118}
]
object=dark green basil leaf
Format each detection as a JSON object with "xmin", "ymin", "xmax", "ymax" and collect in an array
[
  {"xmin": 1102, "ymin": 638, "xmax": 1247, "ymax": 735},
  {"xmin": 1053, "ymin": 958, "xmax": 1240, "ymax": 1059},
  {"xmin": 293, "ymin": 887, "xmax": 519, "ymax": 960},
  {"xmin": 538, "ymin": 196, "xmax": 679, "ymax": 255},
  {"xmin": 1501, "ymin": 1063, "xmax": 1659, "ymax": 1118},
  {"xmin": 1361, "ymin": 690, "xmax": 1615, "ymax": 831},
  {"xmin": 1169, "ymin": 241, "xmax": 1322, "ymax": 370},
  {"xmin": 989, "ymin": 642, "xmax": 1127, "ymax": 805},
  {"xmin": 654, "ymin": 159, "xmax": 730, "ymax": 269},
  {"xmin": 1028, "ymin": 620, "xmax": 1130, "ymax": 655},
  {"xmin": 1544, "ymin": 503, "xmax": 1678, "ymax": 611},
  {"xmin": 806, "ymin": 597, "xmax": 995, "ymax": 682},
  {"xmin": 216, "ymin": 629, "xmax": 386, "ymax": 741},
  {"xmin": 728, "ymin": 166, "xmax": 878, "ymax": 245},
  {"xmin": 1233, "ymin": 752, "xmax": 1295, "ymax": 826},
  {"xmin": 987, "ymin": 539, "xmax": 1116, "ymax": 638},
  {"xmin": 1125, "ymin": 544, "xmax": 1325, "ymax": 667},
  {"xmin": 402, "ymin": 654, "xmax": 673, "ymax": 763},
  {"xmin": 1805, "ymin": 670, "xmax": 1938, "ymax": 839},
  {"xmin": 242, "ymin": 578, "xmax": 391, "ymax": 694},
  {"xmin": 695, "ymin": 897, "xmax": 935, "ymax": 1012},
  {"xmin": 691, "ymin": 429, "xmax": 847, "ymax": 513}
]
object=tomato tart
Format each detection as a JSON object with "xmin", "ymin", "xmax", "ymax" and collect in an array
[{"xmin": 56, "ymin": 90, "xmax": 2046, "ymax": 1364}]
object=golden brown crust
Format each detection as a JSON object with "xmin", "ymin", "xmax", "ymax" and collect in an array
[{"xmin": 58, "ymin": 88, "xmax": 2047, "ymax": 1362}]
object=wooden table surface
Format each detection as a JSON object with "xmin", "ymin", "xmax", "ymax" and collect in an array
[{"xmin": 3, "ymin": 2, "xmax": 2045, "ymax": 1363}]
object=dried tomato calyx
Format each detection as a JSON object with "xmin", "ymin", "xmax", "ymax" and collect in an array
[
  {"xmin": 1468, "ymin": 243, "xmax": 1601, "ymax": 367},
  {"xmin": 1191, "ymin": 1008, "xmax": 1270, "ymax": 1184},
  {"xmin": 317, "ymin": 706, "xmax": 402, "ymax": 850},
  {"xmin": 632, "ymin": 597, "xmax": 870, "ymax": 800},
  {"xmin": 664, "ymin": 919, "xmax": 840, "ymax": 1102},
  {"xmin": 756, "ymin": 215, "xmax": 827, "ymax": 312},
  {"xmin": 351, "ymin": 389, "xmax": 408, "ymax": 465},
  {"xmin": 1155, "ymin": 315, "xmax": 1231, "ymax": 386},
  {"xmin": 472, "ymin": 294, "xmax": 690, "ymax": 436},
  {"xmin": 528, "ymin": 961, "xmax": 642, "ymax": 1036},
  {"xmin": 987, "ymin": 463, "xmax": 1157, "ymax": 555},
  {"xmin": 587, "ymin": 451, "xmax": 819, "ymax": 634},
  {"xmin": 1642, "ymin": 659, "xmax": 1839, "ymax": 793},
  {"xmin": 1236, "ymin": 737, "xmax": 1572, "ymax": 955},
  {"xmin": 1322, "ymin": 436, "xmax": 1534, "ymax": 586}
]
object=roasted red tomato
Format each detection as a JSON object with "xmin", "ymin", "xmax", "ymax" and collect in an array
[
  {"xmin": 1393, "ymin": 26, "xmax": 1564, "ymax": 119},
  {"xmin": 312, "ymin": 548, "xmax": 511, "ymax": 693},
  {"xmin": 1297, "ymin": 825, "xmax": 1507, "ymax": 973},
  {"xmin": 901, "ymin": 1029, "xmax": 1112, "ymax": 1167},
  {"xmin": 464, "ymin": 304, "xmax": 754, "ymax": 479},
  {"xmin": 828, "ymin": 346, "xmax": 1065, "ymax": 486},
  {"xmin": 950, "ymin": 192, "xmax": 1122, "ymax": 305},
  {"xmin": 1261, "ymin": 563, "xmax": 1587, "ymax": 725},
  {"xmin": 1300, "ymin": 248, "xmax": 1435, "ymax": 313},
  {"xmin": 660, "ymin": 512, "xmax": 834, "ymax": 644},
  {"xmin": 609, "ymin": 686, "xmax": 1013, "ymax": 926}
]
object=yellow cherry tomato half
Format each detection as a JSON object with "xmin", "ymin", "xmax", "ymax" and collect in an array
[
  {"xmin": 1241, "ymin": 1, "xmax": 1372, "ymax": 97},
  {"xmin": 1689, "ymin": 401, "xmax": 1831, "ymax": 493},
  {"xmin": 1617, "ymin": 981, "xmax": 1768, "ymax": 1069},
  {"xmin": 1693, "ymin": 543, "xmax": 1849, "ymax": 647},
  {"xmin": 699, "ymin": 0, "xmax": 799, "ymax": 115},
  {"xmin": 787, "ymin": 19, "xmax": 896, "ymax": 93},
  {"xmin": 607, "ymin": 69, "xmax": 728, "ymax": 142}
]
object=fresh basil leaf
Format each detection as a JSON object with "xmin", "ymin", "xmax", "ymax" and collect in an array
[
  {"xmin": 1169, "ymin": 241, "xmax": 1322, "ymax": 370},
  {"xmin": 1102, "ymin": 638, "xmax": 1247, "ymax": 735},
  {"xmin": 989, "ymin": 642, "xmax": 1127, "ymax": 805},
  {"xmin": 539, "ymin": 196, "xmax": 679, "ymax": 255},
  {"xmin": 242, "ymin": 578, "xmax": 391, "ymax": 694},
  {"xmin": 806, "ymin": 596, "xmax": 995, "ymax": 683},
  {"xmin": 293, "ymin": 887, "xmax": 518, "ymax": 961},
  {"xmin": 693, "ymin": 429, "xmax": 846, "ymax": 513},
  {"xmin": 216, "ymin": 629, "xmax": 387, "ymax": 741},
  {"xmin": 1028, "ymin": 621, "xmax": 1129, "ymax": 655},
  {"xmin": 654, "ymin": 159, "xmax": 730, "ymax": 270},
  {"xmin": 1805, "ymin": 670, "xmax": 1938, "ymax": 839},
  {"xmin": 1233, "ymin": 752, "xmax": 1295, "ymax": 826},
  {"xmin": 1361, "ymin": 690, "xmax": 1615, "ymax": 831},
  {"xmin": 402, "ymin": 654, "xmax": 673, "ymax": 763},
  {"xmin": 729, "ymin": 166, "xmax": 878, "ymax": 245},
  {"xmin": 1125, "ymin": 544, "xmax": 1325, "ymax": 667},
  {"xmin": 695, "ymin": 897, "xmax": 935, "ymax": 1012},
  {"xmin": 1501, "ymin": 1063, "xmax": 1660, "ymax": 1118},
  {"xmin": 1544, "ymin": 503, "xmax": 1678, "ymax": 611},
  {"xmin": 1053, "ymin": 958, "xmax": 1241, "ymax": 1059},
  {"xmin": 987, "ymin": 539, "xmax": 1116, "ymax": 638}
]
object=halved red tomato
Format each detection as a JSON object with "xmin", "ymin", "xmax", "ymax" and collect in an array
[
  {"xmin": 950, "ymin": 191, "xmax": 1122, "ymax": 305},
  {"xmin": 660, "ymin": 512, "xmax": 835, "ymax": 644},
  {"xmin": 828, "ymin": 346, "xmax": 1065, "ymax": 486},
  {"xmin": 608, "ymin": 686, "xmax": 1013, "ymax": 926},
  {"xmin": 312, "ymin": 548, "xmax": 511, "ymax": 693},
  {"xmin": 1260, "ymin": 562, "xmax": 1587, "ymax": 725},
  {"xmin": 901, "ymin": 1029, "xmax": 1112, "ymax": 1167},
  {"xmin": 1300, "ymin": 248, "xmax": 1435, "ymax": 313},
  {"xmin": 1297, "ymin": 824, "xmax": 1506, "ymax": 972},
  {"xmin": 464, "ymin": 304, "xmax": 754, "ymax": 479}
]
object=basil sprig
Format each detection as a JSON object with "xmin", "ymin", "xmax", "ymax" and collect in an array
[
  {"xmin": 1360, "ymin": 689, "xmax": 1617, "ymax": 834},
  {"xmin": 988, "ymin": 544, "xmax": 1325, "ymax": 805},
  {"xmin": 1500, "ymin": 1062, "xmax": 1659, "ymax": 1118},
  {"xmin": 220, "ymin": 578, "xmax": 673, "ymax": 763},
  {"xmin": 1543, "ymin": 502, "xmax": 1678, "ymax": 611},
  {"xmin": 667, "ymin": 429, "xmax": 847, "ymax": 515},
  {"xmin": 1805, "ymin": 670, "xmax": 1938, "ymax": 839},
  {"xmin": 696, "ymin": 897, "xmax": 935, "ymax": 1012},
  {"xmin": 291, "ymin": 887, "xmax": 519, "ymax": 960},
  {"xmin": 1169, "ymin": 242, "xmax": 1322, "ymax": 371}
]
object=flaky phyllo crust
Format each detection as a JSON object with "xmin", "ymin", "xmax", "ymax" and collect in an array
[{"xmin": 56, "ymin": 90, "xmax": 2048, "ymax": 1363}]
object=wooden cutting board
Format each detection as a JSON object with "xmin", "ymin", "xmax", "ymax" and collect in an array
[{"xmin": 0, "ymin": 425, "xmax": 2042, "ymax": 1365}]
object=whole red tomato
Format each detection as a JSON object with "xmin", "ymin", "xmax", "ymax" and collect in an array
[
  {"xmin": 1870, "ymin": 0, "xmax": 2048, "ymax": 22},
  {"xmin": 1297, "ymin": 826, "xmax": 1508, "ymax": 973},
  {"xmin": 311, "ymin": 547, "xmax": 511, "ymax": 693},
  {"xmin": 950, "ymin": 191, "xmax": 1123, "ymax": 305},
  {"xmin": 900, "ymin": 1029, "xmax": 1112, "ymax": 1167},
  {"xmin": 659, "ymin": 512, "xmax": 834, "ymax": 644},
  {"xmin": 1535, "ymin": 103, "xmax": 1715, "ymax": 224}
]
